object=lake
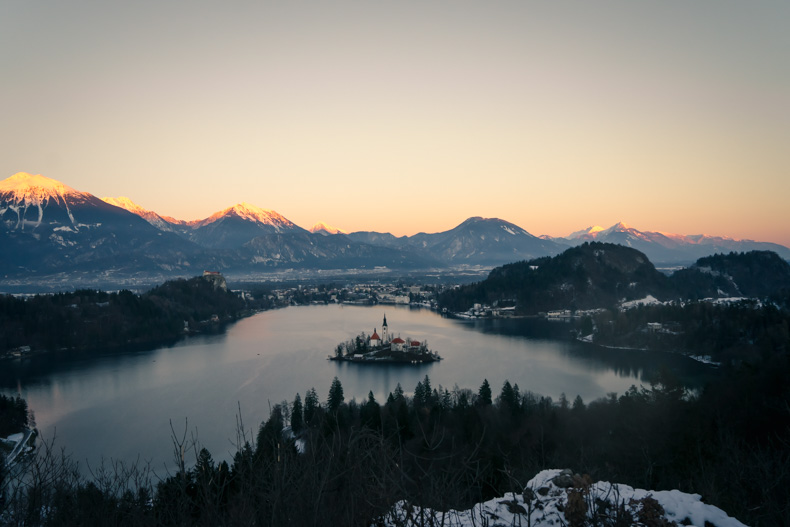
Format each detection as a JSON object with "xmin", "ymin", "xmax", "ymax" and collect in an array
[{"xmin": 0, "ymin": 304, "xmax": 713, "ymax": 472}]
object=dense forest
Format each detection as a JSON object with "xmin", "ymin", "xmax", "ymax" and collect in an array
[
  {"xmin": 0, "ymin": 275, "xmax": 270, "ymax": 354},
  {"xmin": 2, "ymin": 352, "xmax": 788, "ymax": 525},
  {"xmin": 0, "ymin": 394, "xmax": 28, "ymax": 438},
  {"xmin": 577, "ymin": 295, "xmax": 790, "ymax": 363}
]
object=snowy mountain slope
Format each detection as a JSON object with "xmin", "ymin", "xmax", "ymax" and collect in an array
[
  {"xmin": 0, "ymin": 173, "xmax": 213, "ymax": 278},
  {"xmin": 349, "ymin": 217, "xmax": 566, "ymax": 267},
  {"xmin": 187, "ymin": 203, "xmax": 304, "ymax": 249},
  {"xmin": 101, "ymin": 196, "xmax": 187, "ymax": 232},
  {"xmin": 565, "ymin": 224, "xmax": 606, "ymax": 240},
  {"xmin": 555, "ymin": 222, "xmax": 790, "ymax": 263},
  {"xmin": 410, "ymin": 217, "xmax": 565, "ymax": 265},
  {"xmin": 1, "ymin": 172, "xmax": 109, "ymax": 230},
  {"xmin": 188, "ymin": 202, "xmax": 296, "ymax": 230},
  {"xmin": 380, "ymin": 469, "xmax": 746, "ymax": 527},
  {"xmin": 310, "ymin": 221, "xmax": 348, "ymax": 235}
]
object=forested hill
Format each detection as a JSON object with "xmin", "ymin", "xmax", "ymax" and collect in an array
[
  {"xmin": 0, "ymin": 275, "xmax": 263, "ymax": 354},
  {"xmin": 439, "ymin": 243, "xmax": 790, "ymax": 314},
  {"xmin": 671, "ymin": 250, "xmax": 790, "ymax": 299},
  {"xmin": 440, "ymin": 242, "xmax": 671, "ymax": 314}
]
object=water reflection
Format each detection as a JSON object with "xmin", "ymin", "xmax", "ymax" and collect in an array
[{"xmin": 0, "ymin": 304, "xmax": 714, "ymax": 470}]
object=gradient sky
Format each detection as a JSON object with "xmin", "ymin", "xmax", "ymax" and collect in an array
[{"xmin": 2, "ymin": 1, "xmax": 789, "ymax": 244}]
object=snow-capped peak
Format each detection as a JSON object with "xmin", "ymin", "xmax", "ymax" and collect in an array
[
  {"xmin": 310, "ymin": 222, "xmax": 347, "ymax": 235},
  {"xmin": 101, "ymin": 196, "xmax": 146, "ymax": 215},
  {"xmin": 566, "ymin": 225, "xmax": 606, "ymax": 239},
  {"xmin": 193, "ymin": 202, "xmax": 296, "ymax": 230},
  {"xmin": 0, "ymin": 172, "xmax": 89, "ymax": 205},
  {"xmin": 566, "ymin": 223, "xmax": 635, "ymax": 240},
  {"xmin": 601, "ymin": 221, "xmax": 633, "ymax": 235}
]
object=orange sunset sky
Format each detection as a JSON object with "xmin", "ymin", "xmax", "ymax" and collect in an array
[{"xmin": 2, "ymin": 1, "xmax": 789, "ymax": 245}]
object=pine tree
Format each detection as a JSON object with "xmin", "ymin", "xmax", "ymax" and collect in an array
[
  {"xmin": 304, "ymin": 387, "xmax": 319, "ymax": 425},
  {"xmin": 477, "ymin": 379, "xmax": 492, "ymax": 406},
  {"xmin": 291, "ymin": 393, "xmax": 304, "ymax": 433},
  {"xmin": 572, "ymin": 395, "xmax": 585, "ymax": 413},
  {"xmin": 499, "ymin": 380, "xmax": 518, "ymax": 413},
  {"xmin": 393, "ymin": 383, "xmax": 405, "ymax": 402},
  {"xmin": 422, "ymin": 375, "xmax": 432, "ymax": 406},
  {"xmin": 361, "ymin": 391, "xmax": 381, "ymax": 430},
  {"xmin": 414, "ymin": 381, "xmax": 425, "ymax": 407},
  {"xmin": 327, "ymin": 377, "xmax": 344, "ymax": 412},
  {"xmin": 194, "ymin": 447, "xmax": 216, "ymax": 486}
]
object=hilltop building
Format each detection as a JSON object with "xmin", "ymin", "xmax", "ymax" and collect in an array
[{"xmin": 202, "ymin": 270, "xmax": 228, "ymax": 291}]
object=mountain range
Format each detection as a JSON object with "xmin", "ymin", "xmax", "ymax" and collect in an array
[
  {"xmin": 2, "ymin": 172, "xmax": 788, "ymax": 286},
  {"xmin": 545, "ymin": 222, "xmax": 790, "ymax": 264}
]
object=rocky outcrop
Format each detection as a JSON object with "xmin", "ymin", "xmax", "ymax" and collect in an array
[{"xmin": 379, "ymin": 469, "xmax": 747, "ymax": 527}]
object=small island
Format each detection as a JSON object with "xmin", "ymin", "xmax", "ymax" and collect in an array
[{"xmin": 329, "ymin": 314, "xmax": 442, "ymax": 364}]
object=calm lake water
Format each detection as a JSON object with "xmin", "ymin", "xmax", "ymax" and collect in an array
[{"xmin": 0, "ymin": 304, "xmax": 713, "ymax": 472}]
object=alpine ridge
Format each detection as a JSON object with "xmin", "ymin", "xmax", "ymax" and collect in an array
[
  {"xmin": 310, "ymin": 222, "xmax": 347, "ymax": 235},
  {"xmin": 101, "ymin": 196, "xmax": 186, "ymax": 232},
  {"xmin": 1, "ymin": 173, "xmax": 211, "ymax": 284},
  {"xmin": 551, "ymin": 222, "xmax": 790, "ymax": 263},
  {"xmin": 3, "ymin": 173, "xmax": 789, "ymax": 288}
]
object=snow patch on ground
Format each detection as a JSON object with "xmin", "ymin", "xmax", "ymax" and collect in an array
[
  {"xmin": 701, "ymin": 296, "xmax": 760, "ymax": 307},
  {"xmin": 620, "ymin": 295, "xmax": 663, "ymax": 309},
  {"xmin": 690, "ymin": 355, "xmax": 721, "ymax": 366},
  {"xmin": 378, "ymin": 469, "xmax": 746, "ymax": 527}
]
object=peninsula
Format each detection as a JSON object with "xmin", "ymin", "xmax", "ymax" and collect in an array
[{"xmin": 329, "ymin": 314, "xmax": 442, "ymax": 364}]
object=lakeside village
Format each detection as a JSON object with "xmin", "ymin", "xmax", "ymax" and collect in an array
[
  {"xmin": 329, "ymin": 314, "xmax": 442, "ymax": 364},
  {"xmin": 264, "ymin": 282, "xmax": 597, "ymax": 321},
  {"xmin": 261, "ymin": 282, "xmax": 522, "ymax": 318}
]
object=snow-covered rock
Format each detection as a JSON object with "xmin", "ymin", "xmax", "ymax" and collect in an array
[{"xmin": 378, "ymin": 469, "xmax": 746, "ymax": 527}]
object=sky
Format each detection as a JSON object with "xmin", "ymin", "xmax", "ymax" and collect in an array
[{"xmin": 2, "ymin": 1, "xmax": 789, "ymax": 244}]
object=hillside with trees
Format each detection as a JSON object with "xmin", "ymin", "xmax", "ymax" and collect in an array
[
  {"xmin": 439, "ymin": 244, "xmax": 790, "ymax": 315},
  {"xmin": 581, "ymin": 298, "xmax": 790, "ymax": 363},
  {"xmin": 0, "ymin": 274, "xmax": 268, "ymax": 355},
  {"xmin": 440, "ymin": 242, "xmax": 672, "ymax": 314},
  {"xmin": 671, "ymin": 250, "xmax": 790, "ymax": 299}
]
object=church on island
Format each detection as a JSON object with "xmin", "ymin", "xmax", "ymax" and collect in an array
[{"xmin": 329, "ymin": 314, "xmax": 442, "ymax": 364}]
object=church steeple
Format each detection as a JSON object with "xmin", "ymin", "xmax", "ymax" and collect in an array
[{"xmin": 382, "ymin": 314, "xmax": 388, "ymax": 344}]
